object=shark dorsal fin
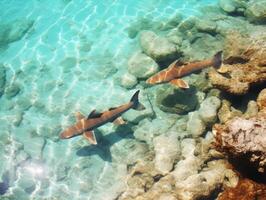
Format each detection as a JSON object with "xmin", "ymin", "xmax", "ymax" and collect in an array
[
  {"xmin": 87, "ymin": 109, "xmax": 102, "ymax": 119},
  {"xmin": 169, "ymin": 60, "xmax": 184, "ymax": 69},
  {"xmin": 109, "ymin": 107, "xmax": 117, "ymax": 111}
]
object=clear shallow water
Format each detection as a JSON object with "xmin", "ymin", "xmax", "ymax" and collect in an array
[{"xmin": 0, "ymin": 0, "xmax": 218, "ymax": 199}]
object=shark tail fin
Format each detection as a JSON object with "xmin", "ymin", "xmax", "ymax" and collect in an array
[
  {"xmin": 130, "ymin": 90, "xmax": 146, "ymax": 111},
  {"xmin": 213, "ymin": 51, "xmax": 223, "ymax": 68}
]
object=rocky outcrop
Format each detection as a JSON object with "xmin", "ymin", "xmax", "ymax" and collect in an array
[
  {"xmin": 245, "ymin": 0, "xmax": 266, "ymax": 24},
  {"xmin": 209, "ymin": 63, "xmax": 266, "ymax": 95},
  {"xmin": 214, "ymin": 89, "xmax": 266, "ymax": 173},
  {"xmin": 153, "ymin": 134, "xmax": 180, "ymax": 175},
  {"xmin": 186, "ymin": 96, "xmax": 221, "ymax": 137},
  {"xmin": 214, "ymin": 116, "xmax": 266, "ymax": 173},
  {"xmin": 5, "ymin": 83, "xmax": 21, "ymax": 99},
  {"xmin": 218, "ymin": 179, "xmax": 266, "ymax": 200},
  {"xmin": 209, "ymin": 30, "xmax": 266, "ymax": 95},
  {"xmin": 118, "ymin": 138, "xmax": 238, "ymax": 200},
  {"xmin": 128, "ymin": 51, "xmax": 159, "ymax": 79},
  {"xmin": 219, "ymin": 0, "xmax": 237, "ymax": 13},
  {"xmin": 139, "ymin": 31, "xmax": 179, "ymax": 63}
]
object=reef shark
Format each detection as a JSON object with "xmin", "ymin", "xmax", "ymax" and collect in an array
[
  {"xmin": 146, "ymin": 51, "xmax": 223, "ymax": 88},
  {"xmin": 60, "ymin": 90, "xmax": 145, "ymax": 144}
]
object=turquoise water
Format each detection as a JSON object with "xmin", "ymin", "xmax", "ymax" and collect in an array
[{"xmin": 0, "ymin": 0, "xmax": 225, "ymax": 199}]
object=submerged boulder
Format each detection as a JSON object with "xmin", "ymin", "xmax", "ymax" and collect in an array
[
  {"xmin": 156, "ymin": 85, "xmax": 198, "ymax": 114},
  {"xmin": 198, "ymin": 96, "xmax": 221, "ymax": 124},
  {"xmin": 0, "ymin": 19, "xmax": 34, "ymax": 47},
  {"xmin": 214, "ymin": 116, "xmax": 266, "ymax": 173},
  {"xmin": 128, "ymin": 51, "xmax": 159, "ymax": 79},
  {"xmin": 153, "ymin": 134, "xmax": 180, "ymax": 175},
  {"xmin": 219, "ymin": 0, "xmax": 237, "ymax": 13},
  {"xmin": 117, "ymin": 72, "xmax": 138, "ymax": 89},
  {"xmin": 245, "ymin": 0, "xmax": 266, "ymax": 24},
  {"xmin": 5, "ymin": 83, "xmax": 21, "ymax": 99},
  {"xmin": 139, "ymin": 31, "xmax": 179, "ymax": 63}
]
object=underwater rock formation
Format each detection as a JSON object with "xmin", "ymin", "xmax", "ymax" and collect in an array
[
  {"xmin": 181, "ymin": 33, "xmax": 224, "ymax": 61},
  {"xmin": 186, "ymin": 96, "xmax": 221, "ymax": 137},
  {"xmin": 214, "ymin": 89, "xmax": 266, "ymax": 173},
  {"xmin": 214, "ymin": 116, "xmax": 266, "ymax": 173},
  {"xmin": 219, "ymin": 0, "xmax": 238, "ymax": 13},
  {"xmin": 245, "ymin": 0, "xmax": 266, "ymax": 24},
  {"xmin": 156, "ymin": 85, "xmax": 198, "ymax": 114},
  {"xmin": 0, "ymin": 64, "xmax": 6, "ymax": 97},
  {"xmin": 118, "ymin": 137, "xmax": 238, "ymax": 200},
  {"xmin": 217, "ymin": 100, "xmax": 243, "ymax": 124},
  {"xmin": 117, "ymin": 72, "xmax": 138, "ymax": 89},
  {"xmin": 139, "ymin": 31, "xmax": 179, "ymax": 63},
  {"xmin": 153, "ymin": 134, "xmax": 180, "ymax": 175},
  {"xmin": 128, "ymin": 52, "xmax": 159, "ymax": 79},
  {"xmin": 209, "ymin": 30, "xmax": 266, "ymax": 96},
  {"xmin": 0, "ymin": 19, "xmax": 34, "ymax": 48},
  {"xmin": 5, "ymin": 83, "xmax": 21, "ymax": 99},
  {"xmin": 218, "ymin": 178, "xmax": 266, "ymax": 200},
  {"xmin": 209, "ymin": 63, "xmax": 266, "ymax": 95},
  {"xmin": 257, "ymin": 89, "xmax": 266, "ymax": 115}
]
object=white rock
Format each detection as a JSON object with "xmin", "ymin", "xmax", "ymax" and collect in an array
[
  {"xmin": 119, "ymin": 73, "xmax": 138, "ymax": 89},
  {"xmin": 128, "ymin": 51, "xmax": 159, "ymax": 78},
  {"xmin": 139, "ymin": 31, "xmax": 178, "ymax": 62},
  {"xmin": 186, "ymin": 111, "xmax": 206, "ymax": 137},
  {"xmin": 198, "ymin": 96, "xmax": 221, "ymax": 124},
  {"xmin": 153, "ymin": 134, "xmax": 180, "ymax": 175},
  {"xmin": 219, "ymin": 0, "xmax": 236, "ymax": 13}
]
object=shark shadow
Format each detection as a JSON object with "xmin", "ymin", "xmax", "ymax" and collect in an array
[{"xmin": 76, "ymin": 124, "xmax": 135, "ymax": 162}]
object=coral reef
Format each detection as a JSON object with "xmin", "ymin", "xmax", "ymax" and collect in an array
[
  {"xmin": 214, "ymin": 89, "xmax": 266, "ymax": 173},
  {"xmin": 214, "ymin": 116, "xmax": 266, "ymax": 173},
  {"xmin": 209, "ymin": 30, "xmax": 266, "ymax": 95},
  {"xmin": 218, "ymin": 179, "xmax": 266, "ymax": 200}
]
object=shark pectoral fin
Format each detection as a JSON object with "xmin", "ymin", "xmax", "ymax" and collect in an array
[
  {"xmin": 83, "ymin": 131, "xmax": 97, "ymax": 145},
  {"xmin": 113, "ymin": 117, "xmax": 126, "ymax": 125},
  {"xmin": 170, "ymin": 79, "xmax": 189, "ymax": 89},
  {"xmin": 75, "ymin": 112, "xmax": 85, "ymax": 121}
]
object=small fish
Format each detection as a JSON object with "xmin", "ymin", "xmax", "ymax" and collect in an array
[
  {"xmin": 60, "ymin": 90, "xmax": 145, "ymax": 144},
  {"xmin": 146, "ymin": 51, "xmax": 223, "ymax": 89}
]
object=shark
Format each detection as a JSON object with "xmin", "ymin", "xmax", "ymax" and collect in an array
[
  {"xmin": 146, "ymin": 51, "xmax": 223, "ymax": 89},
  {"xmin": 60, "ymin": 90, "xmax": 145, "ymax": 144}
]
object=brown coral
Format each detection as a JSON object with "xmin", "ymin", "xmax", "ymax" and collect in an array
[
  {"xmin": 218, "ymin": 179, "xmax": 266, "ymax": 200},
  {"xmin": 208, "ymin": 63, "xmax": 266, "ymax": 95},
  {"xmin": 208, "ymin": 30, "xmax": 266, "ymax": 95},
  {"xmin": 214, "ymin": 116, "xmax": 266, "ymax": 173},
  {"xmin": 214, "ymin": 89, "xmax": 266, "ymax": 174}
]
